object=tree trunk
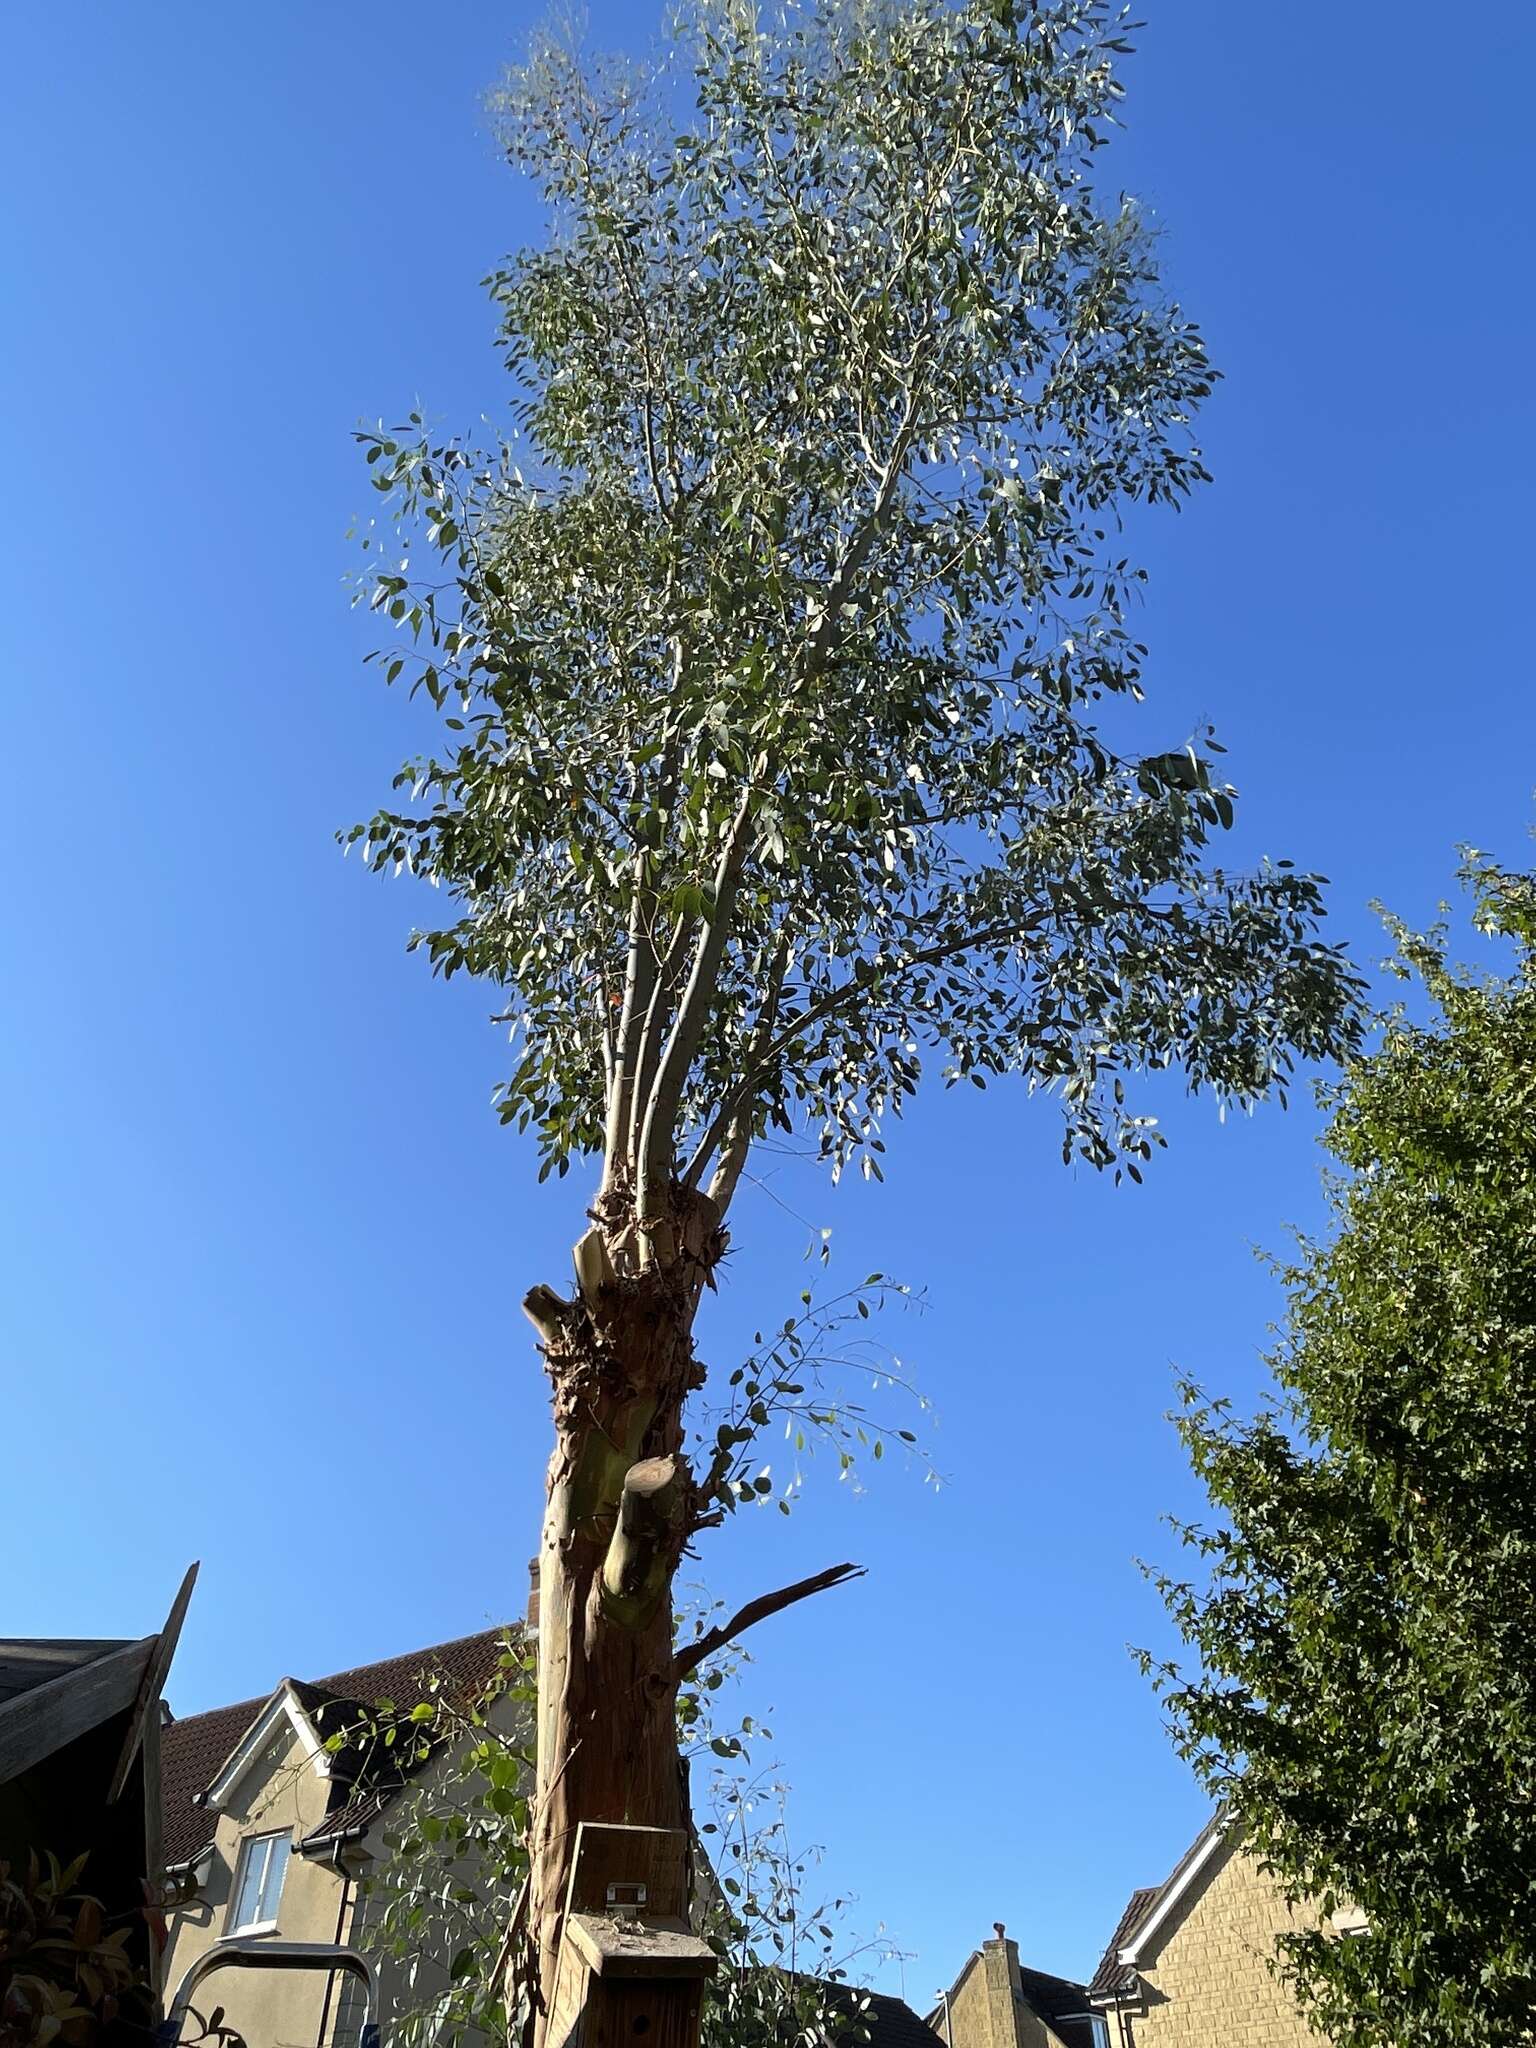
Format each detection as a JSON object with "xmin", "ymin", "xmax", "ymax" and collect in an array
[{"xmin": 517, "ymin": 1186, "xmax": 722, "ymax": 2048}]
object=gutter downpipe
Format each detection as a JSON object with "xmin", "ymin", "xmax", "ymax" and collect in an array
[{"xmin": 315, "ymin": 1839, "xmax": 355, "ymax": 2048}]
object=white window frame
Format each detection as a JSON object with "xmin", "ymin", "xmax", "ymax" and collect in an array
[{"xmin": 227, "ymin": 1829, "xmax": 292, "ymax": 1936}]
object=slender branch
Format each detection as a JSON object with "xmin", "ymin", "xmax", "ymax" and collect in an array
[
  {"xmin": 806, "ymin": 357, "xmax": 931, "ymax": 667},
  {"xmin": 684, "ymin": 911, "xmax": 1049, "ymax": 1194},
  {"xmin": 636, "ymin": 791, "xmax": 759, "ymax": 1243},
  {"xmin": 602, "ymin": 856, "xmax": 660, "ymax": 1191},
  {"xmin": 618, "ymin": 649, "xmax": 692, "ymax": 1181},
  {"xmin": 598, "ymin": 983, "xmax": 617, "ymax": 1098},
  {"xmin": 608, "ymin": 230, "xmax": 674, "ymax": 522},
  {"xmin": 626, "ymin": 911, "xmax": 698, "ymax": 1177},
  {"xmin": 563, "ymin": 70, "xmax": 676, "ymax": 523},
  {"xmin": 689, "ymin": 933, "xmax": 791, "ymax": 1210},
  {"xmin": 673, "ymin": 1562, "xmax": 867, "ymax": 1681}
]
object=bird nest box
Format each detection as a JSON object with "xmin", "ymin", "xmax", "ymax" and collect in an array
[{"xmin": 549, "ymin": 1823, "xmax": 717, "ymax": 2048}]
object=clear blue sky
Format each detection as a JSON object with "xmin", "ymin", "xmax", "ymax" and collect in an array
[{"xmin": 5, "ymin": 0, "xmax": 1533, "ymax": 2007}]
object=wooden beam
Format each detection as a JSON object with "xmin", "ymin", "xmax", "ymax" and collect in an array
[
  {"xmin": 564, "ymin": 1823, "xmax": 691, "ymax": 1922},
  {"xmin": 565, "ymin": 1915, "xmax": 716, "ymax": 1981},
  {"xmin": 0, "ymin": 1640, "xmax": 129, "ymax": 1704},
  {"xmin": 108, "ymin": 1560, "xmax": 199, "ymax": 1804}
]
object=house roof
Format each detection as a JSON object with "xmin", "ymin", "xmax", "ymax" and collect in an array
[
  {"xmin": 926, "ymin": 1944, "xmax": 1090, "ymax": 2046},
  {"xmin": 160, "ymin": 1688, "xmax": 266, "ymax": 1864},
  {"xmin": 1087, "ymin": 1811, "xmax": 1230, "ymax": 2003},
  {"xmin": 1086, "ymin": 1889, "xmax": 1161, "ymax": 2002},
  {"xmin": 805, "ymin": 1979, "xmax": 946, "ymax": 2048},
  {"xmin": 301, "ymin": 1784, "xmax": 391, "ymax": 1849},
  {"xmin": 0, "ymin": 1639, "xmax": 137, "ymax": 1706},
  {"xmin": 0, "ymin": 1564, "xmax": 198, "ymax": 1826},
  {"xmin": 1017, "ymin": 1963, "xmax": 1093, "ymax": 2031},
  {"xmin": 160, "ymin": 1624, "xmax": 517, "ymax": 1868}
]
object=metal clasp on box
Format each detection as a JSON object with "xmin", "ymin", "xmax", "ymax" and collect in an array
[{"xmin": 605, "ymin": 1882, "xmax": 648, "ymax": 1921}]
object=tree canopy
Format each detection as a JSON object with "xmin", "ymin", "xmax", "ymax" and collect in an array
[
  {"xmin": 351, "ymin": 0, "xmax": 1361, "ymax": 1255},
  {"xmin": 1150, "ymin": 856, "xmax": 1536, "ymax": 2048}
]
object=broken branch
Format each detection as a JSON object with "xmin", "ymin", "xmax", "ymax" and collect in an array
[{"xmin": 672, "ymin": 1561, "xmax": 867, "ymax": 1681}]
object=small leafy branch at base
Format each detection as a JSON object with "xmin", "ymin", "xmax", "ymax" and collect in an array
[
  {"xmin": 362, "ymin": 1632, "xmax": 893, "ymax": 2048},
  {"xmin": 350, "ymin": 1637, "xmax": 536, "ymax": 2048},
  {"xmin": 698, "ymin": 1762, "xmax": 899, "ymax": 2048}
]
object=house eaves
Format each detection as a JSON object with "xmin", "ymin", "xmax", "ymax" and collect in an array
[
  {"xmin": 201, "ymin": 1679, "xmax": 333, "ymax": 1810},
  {"xmin": 1116, "ymin": 1813, "xmax": 1229, "ymax": 1971}
]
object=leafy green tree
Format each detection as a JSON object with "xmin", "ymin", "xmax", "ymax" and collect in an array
[
  {"xmin": 350, "ymin": 0, "xmax": 1362, "ymax": 2029},
  {"xmin": 1149, "ymin": 856, "xmax": 1536, "ymax": 2048}
]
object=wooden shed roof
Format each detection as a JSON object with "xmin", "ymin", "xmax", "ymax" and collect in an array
[
  {"xmin": 0, "ymin": 1638, "xmax": 137, "ymax": 1705},
  {"xmin": 0, "ymin": 1565, "xmax": 196, "ymax": 1792}
]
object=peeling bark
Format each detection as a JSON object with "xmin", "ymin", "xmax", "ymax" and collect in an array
[{"xmin": 516, "ymin": 1183, "xmax": 721, "ymax": 2048}]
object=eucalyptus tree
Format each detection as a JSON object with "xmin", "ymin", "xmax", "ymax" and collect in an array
[{"xmin": 349, "ymin": 0, "xmax": 1361, "ymax": 2031}]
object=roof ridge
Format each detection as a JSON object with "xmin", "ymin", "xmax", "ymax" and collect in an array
[
  {"xmin": 158, "ymin": 1689, "xmax": 266, "ymax": 1733},
  {"xmin": 318, "ymin": 1620, "xmax": 514, "ymax": 1691},
  {"xmin": 165, "ymin": 1622, "xmax": 516, "ymax": 1729},
  {"xmin": 1018, "ymin": 1963, "xmax": 1090, "ymax": 1993}
]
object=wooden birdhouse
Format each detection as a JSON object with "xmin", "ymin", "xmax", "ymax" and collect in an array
[{"xmin": 548, "ymin": 1823, "xmax": 717, "ymax": 2048}]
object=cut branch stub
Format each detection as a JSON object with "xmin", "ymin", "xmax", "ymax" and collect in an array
[
  {"xmin": 572, "ymin": 1225, "xmax": 617, "ymax": 1305},
  {"xmin": 678, "ymin": 1191, "xmax": 722, "ymax": 1266},
  {"xmin": 601, "ymin": 1457, "xmax": 685, "ymax": 1630},
  {"xmin": 523, "ymin": 1283, "xmax": 573, "ymax": 1353}
]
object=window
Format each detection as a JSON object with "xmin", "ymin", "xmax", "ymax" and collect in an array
[{"xmin": 229, "ymin": 1831, "xmax": 291, "ymax": 1932}]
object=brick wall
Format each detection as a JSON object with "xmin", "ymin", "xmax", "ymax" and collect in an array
[
  {"xmin": 1122, "ymin": 1842, "xmax": 1322, "ymax": 2048},
  {"xmin": 944, "ymin": 1937, "xmax": 1078, "ymax": 2048},
  {"xmin": 947, "ymin": 1939, "xmax": 1016, "ymax": 2048}
]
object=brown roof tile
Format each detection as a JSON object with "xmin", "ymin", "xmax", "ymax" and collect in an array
[
  {"xmin": 1087, "ymin": 1887, "xmax": 1161, "ymax": 2002},
  {"xmin": 160, "ymin": 1692, "xmax": 266, "ymax": 1866},
  {"xmin": 1017, "ymin": 1963, "xmax": 1090, "ymax": 2025}
]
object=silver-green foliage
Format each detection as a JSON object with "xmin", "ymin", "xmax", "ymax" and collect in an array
[
  {"xmin": 349, "ymin": 0, "xmax": 1360, "ymax": 1229},
  {"xmin": 354, "ymin": 1640, "xmax": 535, "ymax": 2048},
  {"xmin": 697, "ymin": 1761, "xmax": 888, "ymax": 2048}
]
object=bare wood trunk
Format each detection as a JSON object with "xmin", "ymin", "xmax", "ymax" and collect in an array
[{"xmin": 516, "ymin": 1186, "xmax": 722, "ymax": 2048}]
